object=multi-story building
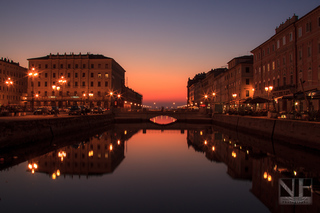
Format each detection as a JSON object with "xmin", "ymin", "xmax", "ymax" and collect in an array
[
  {"xmin": 251, "ymin": 6, "xmax": 320, "ymax": 112},
  {"xmin": 0, "ymin": 58, "xmax": 28, "ymax": 106},
  {"xmin": 26, "ymin": 53, "xmax": 142, "ymax": 109},
  {"xmin": 225, "ymin": 56, "xmax": 254, "ymax": 108},
  {"xmin": 187, "ymin": 56, "xmax": 252, "ymax": 112}
]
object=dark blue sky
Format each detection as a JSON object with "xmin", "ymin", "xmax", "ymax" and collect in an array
[{"xmin": 1, "ymin": 0, "xmax": 319, "ymax": 106}]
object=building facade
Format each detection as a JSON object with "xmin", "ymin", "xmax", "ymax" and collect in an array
[
  {"xmin": 186, "ymin": 56, "xmax": 252, "ymax": 112},
  {"xmin": 251, "ymin": 6, "xmax": 320, "ymax": 112},
  {"xmin": 26, "ymin": 53, "xmax": 142, "ymax": 109},
  {"xmin": 0, "ymin": 58, "xmax": 28, "ymax": 106}
]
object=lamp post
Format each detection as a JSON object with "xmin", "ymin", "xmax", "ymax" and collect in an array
[
  {"xmin": 89, "ymin": 93, "xmax": 93, "ymax": 108},
  {"xmin": 109, "ymin": 92, "xmax": 113, "ymax": 109},
  {"xmin": 265, "ymin": 86, "xmax": 273, "ymax": 111},
  {"xmin": 232, "ymin": 93, "xmax": 237, "ymax": 110},
  {"xmin": 5, "ymin": 78, "xmax": 13, "ymax": 105},
  {"xmin": 28, "ymin": 68, "xmax": 38, "ymax": 111}
]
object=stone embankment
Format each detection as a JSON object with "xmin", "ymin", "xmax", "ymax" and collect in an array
[
  {"xmin": 212, "ymin": 114, "xmax": 320, "ymax": 151},
  {"xmin": 0, "ymin": 114, "xmax": 114, "ymax": 148}
]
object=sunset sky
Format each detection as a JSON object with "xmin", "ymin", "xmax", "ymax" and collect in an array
[{"xmin": 1, "ymin": 0, "xmax": 319, "ymax": 107}]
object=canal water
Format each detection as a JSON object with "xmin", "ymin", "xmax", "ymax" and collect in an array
[{"xmin": 0, "ymin": 119, "xmax": 319, "ymax": 212}]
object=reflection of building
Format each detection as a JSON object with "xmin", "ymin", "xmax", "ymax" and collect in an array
[
  {"xmin": 0, "ymin": 57, "xmax": 27, "ymax": 106},
  {"xmin": 26, "ymin": 53, "xmax": 142, "ymax": 108},
  {"xmin": 28, "ymin": 130, "xmax": 126, "ymax": 178},
  {"xmin": 187, "ymin": 128, "xmax": 253, "ymax": 180}
]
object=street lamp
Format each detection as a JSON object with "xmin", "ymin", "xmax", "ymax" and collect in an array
[
  {"xmin": 265, "ymin": 86, "xmax": 273, "ymax": 111},
  {"xmin": 28, "ymin": 68, "xmax": 38, "ymax": 111},
  {"xmin": 232, "ymin": 93, "xmax": 237, "ymax": 110}
]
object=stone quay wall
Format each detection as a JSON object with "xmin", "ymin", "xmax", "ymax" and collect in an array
[
  {"xmin": 0, "ymin": 114, "xmax": 114, "ymax": 148},
  {"xmin": 212, "ymin": 114, "xmax": 320, "ymax": 150}
]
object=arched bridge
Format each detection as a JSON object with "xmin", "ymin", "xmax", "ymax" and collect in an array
[{"xmin": 113, "ymin": 110, "xmax": 212, "ymax": 123}]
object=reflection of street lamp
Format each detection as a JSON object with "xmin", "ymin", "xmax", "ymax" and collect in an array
[
  {"xmin": 265, "ymin": 86, "xmax": 273, "ymax": 111},
  {"xmin": 28, "ymin": 68, "xmax": 38, "ymax": 111},
  {"xmin": 28, "ymin": 162, "xmax": 38, "ymax": 174}
]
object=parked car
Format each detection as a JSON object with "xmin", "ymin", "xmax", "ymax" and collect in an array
[
  {"xmin": 92, "ymin": 107, "xmax": 103, "ymax": 114},
  {"xmin": 33, "ymin": 107, "xmax": 50, "ymax": 115},
  {"xmin": 49, "ymin": 106, "xmax": 60, "ymax": 114},
  {"xmin": 68, "ymin": 105, "xmax": 90, "ymax": 115}
]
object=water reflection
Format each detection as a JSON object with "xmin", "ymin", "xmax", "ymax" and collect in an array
[
  {"xmin": 1, "ymin": 123, "xmax": 319, "ymax": 212},
  {"xmin": 25, "ymin": 129, "xmax": 140, "ymax": 179},
  {"xmin": 150, "ymin": 115, "xmax": 177, "ymax": 125},
  {"xmin": 187, "ymin": 126, "xmax": 320, "ymax": 212}
]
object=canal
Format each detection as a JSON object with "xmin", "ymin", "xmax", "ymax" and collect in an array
[{"xmin": 0, "ymin": 121, "xmax": 319, "ymax": 212}]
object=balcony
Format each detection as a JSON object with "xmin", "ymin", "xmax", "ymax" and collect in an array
[{"xmin": 273, "ymin": 84, "xmax": 295, "ymax": 92}]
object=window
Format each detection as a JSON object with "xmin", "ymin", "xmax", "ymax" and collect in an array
[
  {"xmin": 308, "ymin": 46, "xmax": 312, "ymax": 57},
  {"xmin": 45, "ymin": 64, "xmax": 48, "ymax": 69},
  {"xmin": 67, "ymin": 73, "xmax": 70, "ymax": 78},
  {"xmin": 91, "ymin": 73, "xmax": 94, "ymax": 78},
  {"xmin": 53, "ymin": 64, "xmax": 56, "ymax": 69},
  {"xmin": 277, "ymin": 40, "xmax": 280, "ymax": 49},
  {"xmin": 82, "ymin": 73, "xmax": 85, "ymax": 77},
  {"xmin": 283, "ymin": 57, "xmax": 286, "ymax": 65},
  {"xmin": 98, "ymin": 73, "xmax": 101, "ymax": 78},
  {"xmin": 245, "ymin": 79, "xmax": 249, "ymax": 85},
  {"xmin": 91, "ymin": 64, "xmax": 94, "ymax": 68},
  {"xmin": 75, "ymin": 73, "xmax": 78, "ymax": 78},
  {"xmin": 245, "ymin": 67, "xmax": 250, "ymax": 73},
  {"xmin": 75, "ymin": 82, "xmax": 78, "ymax": 87},
  {"xmin": 283, "ymin": 77, "xmax": 286, "ymax": 86},
  {"xmin": 45, "ymin": 73, "xmax": 48, "ymax": 78},
  {"xmin": 289, "ymin": 32, "xmax": 293, "ymax": 41},
  {"xmin": 98, "ymin": 64, "xmax": 101, "ymax": 68},
  {"xmin": 82, "ymin": 82, "xmax": 85, "ymax": 87},
  {"xmin": 98, "ymin": 91, "xmax": 101, "ymax": 96},
  {"xmin": 299, "ymin": 50, "xmax": 302, "ymax": 60},
  {"xmin": 105, "ymin": 73, "xmax": 109, "ymax": 78},
  {"xmin": 38, "ymin": 64, "xmax": 41, "ymax": 69},
  {"xmin": 282, "ymin": 36, "xmax": 286, "ymax": 45},
  {"xmin": 45, "ymin": 91, "xmax": 47, "ymax": 96},
  {"xmin": 60, "ymin": 64, "xmax": 63, "ymax": 69},
  {"xmin": 272, "ymin": 61, "xmax": 275, "ymax": 70},
  {"xmin": 75, "ymin": 64, "xmax": 78, "ymax": 69},
  {"xmin": 306, "ymin": 22, "xmax": 312, "ymax": 32},
  {"xmin": 68, "ymin": 64, "xmax": 71, "ymax": 69},
  {"xmin": 53, "ymin": 73, "xmax": 56, "ymax": 78},
  {"xmin": 105, "ymin": 81, "xmax": 108, "ymax": 87},
  {"xmin": 290, "ymin": 75, "xmax": 293, "ymax": 85},
  {"xmin": 98, "ymin": 81, "xmax": 101, "ymax": 87},
  {"xmin": 90, "ymin": 82, "xmax": 93, "ymax": 87},
  {"xmin": 246, "ymin": 90, "xmax": 249, "ymax": 97},
  {"xmin": 105, "ymin": 64, "xmax": 108, "ymax": 69},
  {"xmin": 38, "ymin": 82, "xmax": 40, "ymax": 87},
  {"xmin": 45, "ymin": 82, "xmax": 47, "ymax": 87},
  {"xmin": 298, "ymin": 27, "xmax": 302, "ymax": 37},
  {"xmin": 83, "ymin": 64, "xmax": 86, "ymax": 69}
]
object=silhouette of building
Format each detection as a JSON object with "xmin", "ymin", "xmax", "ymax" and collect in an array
[
  {"xmin": 0, "ymin": 57, "xmax": 27, "ymax": 106},
  {"xmin": 26, "ymin": 53, "xmax": 142, "ymax": 109}
]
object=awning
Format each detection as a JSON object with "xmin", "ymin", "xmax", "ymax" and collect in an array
[{"xmin": 250, "ymin": 97, "xmax": 270, "ymax": 103}]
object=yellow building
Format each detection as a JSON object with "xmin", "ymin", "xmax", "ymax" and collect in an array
[
  {"xmin": 0, "ymin": 58, "xmax": 27, "ymax": 106},
  {"xmin": 26, "ymin": 53, "xmax": 126, "ymax": 109}
]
